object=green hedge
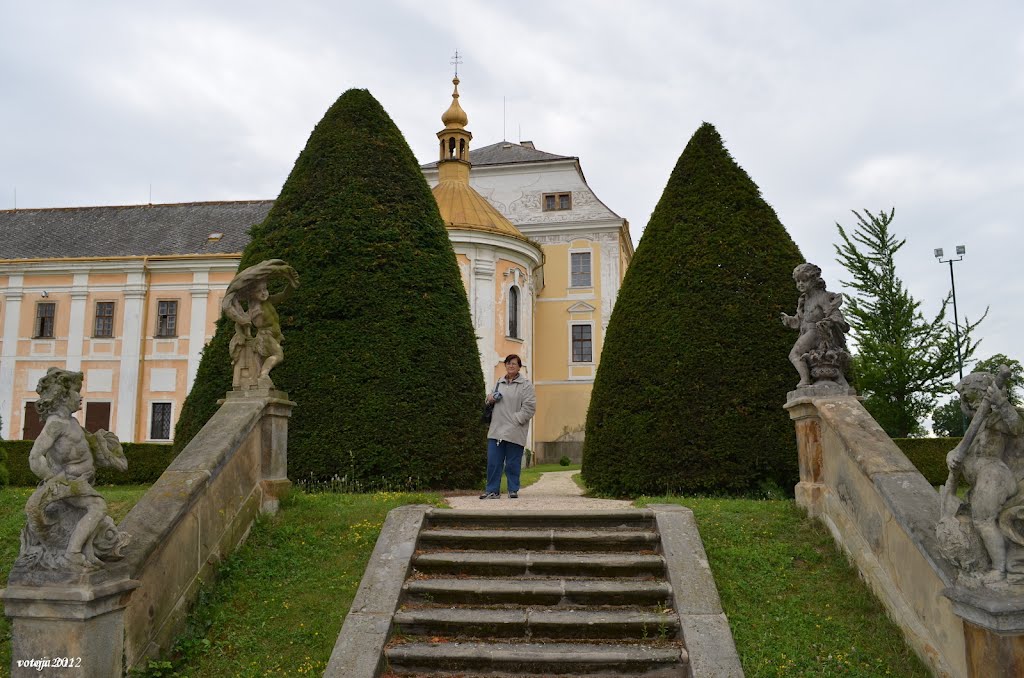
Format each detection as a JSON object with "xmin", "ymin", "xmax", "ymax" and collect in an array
[
  {"xmin": 893, "ymin": 437, "xmax": 960, "ymax": 485},
  {"xmin": 1, "ymin": 440, "xmax": 175, "ymax": 487},
  {"xmin": 174, "ymin": 89, "xmax": 486, "ymax": 489},
  {"xmin": 582, "ymin": 122, "xmax": 804, "ymax": 497}
]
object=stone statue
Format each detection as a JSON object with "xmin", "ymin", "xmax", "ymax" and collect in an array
[
  {"xmin": 14, "ymin": 368, "xmax": 129, "ymax": 573},
  {"xmin": 937, "ymin": 367, "xmax": 1024, "ymax": 586},
  {"xmin": 222, "ymin": 259, "xmax": 299, "ymax": 390},
  {"xmin": 781, "ymin": 263, "xmax": 853, "ymax": 393}
]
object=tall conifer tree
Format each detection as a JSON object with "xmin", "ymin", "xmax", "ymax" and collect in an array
[
  {"xmin": 174, "ymin": 89, "xmax": 486, "ymax": 489},
  {"xmin": 582, "ymin": 123, "xmax": 803, "ymax": 496}
]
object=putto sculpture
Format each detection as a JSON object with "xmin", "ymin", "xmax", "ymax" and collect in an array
[
  {"xmin": 781, "ymin": 262, "xmax": 853, "ymax": 394},
  {"xmin": 222, "ymin": 259, "xmax": 299, "ymax": 390},
  {"xmin": 15, "ymin": 368, "xmax": 129, "ymax": 573},
  {"xmin": 937, "ymin": 366, "xmax": 1024, "ymax": 587}
]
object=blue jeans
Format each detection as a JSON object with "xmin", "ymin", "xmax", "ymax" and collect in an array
[{"xmin": 486, "ymin": 439, "xmax": 524, "ymax": 494}]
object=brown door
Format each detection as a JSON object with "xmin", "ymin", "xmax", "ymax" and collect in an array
[
  {"xmin": 84, "ymin": 402, "xmax": 112, "ymax": 432},
  {"xmin": 22, "ymin": 402, "xmax": 43, "ymax": 440}
]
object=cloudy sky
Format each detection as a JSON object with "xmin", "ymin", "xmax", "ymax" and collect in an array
[{"xmin": 3, "ymin": 1, "xmax": 1022, "ymax": 391}]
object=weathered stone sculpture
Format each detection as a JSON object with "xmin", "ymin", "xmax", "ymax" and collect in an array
[
  {"xmin": 14, "ymin": 368, "xmax": 129, "ymax": 573},
  {"xmin": 781, "ymin": 263, "xmax": 854, "ymax": 396},
  {"xmin": 937, "ymin": 366, "xmax": 1024, "ymax": 587},
  {"xmin": 222, "ymin": 259, "xmax": 299, "ymax": 390}
]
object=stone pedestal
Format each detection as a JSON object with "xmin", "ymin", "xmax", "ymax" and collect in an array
[
  {"xmin": 223, "ymin": 386, "xmax": 295, "ymax": 514},
  {"xmin": 945, "ymin": 586, "xmax": 1024, "ymax": 677},
  {"xmin": 784, "ymin": 398, "xmax": 827, "ymax": 517},
  {"xmin": 1, "ymin": 576, "xmax": 139, "ymax": 677}
]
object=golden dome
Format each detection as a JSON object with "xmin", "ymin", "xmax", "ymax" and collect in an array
[
  {"xmin": 433, "ymin": 179, "xmax": 529, "ymax": 241},
  {"xmin": 441, "ymin": 77, "xmax": 469, "ymax": 129}
]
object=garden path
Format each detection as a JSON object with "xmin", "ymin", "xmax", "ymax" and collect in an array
[{"xmin": 445, "ymin": 470, "xmax": 632, "ymax": 511}]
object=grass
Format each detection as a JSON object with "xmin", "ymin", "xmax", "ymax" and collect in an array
[
  {"xmin": 635, "ymin": 495, "xmax": 931, "ymax": 677},
  {"xmin": 0, "ymin": 476, "xmax": 933, "ymax": 677},
  {"xmin": 133, "ymin": 489, "xmax": 445, "ymax": 677},
  {"xmin": 0, "ymin": 484, "xmax": 150, "ymax": 671}
]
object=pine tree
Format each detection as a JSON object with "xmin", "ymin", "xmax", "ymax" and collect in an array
[
  {"xmin": 174, "ymin": 89, "xmax": 486, "ymax": 489},
  {"xmin": 581, "ymin": 123, "xmax": 804, "ymax": 497},
  {"xmin": 835, "ymin": 209, "xmax": 984, "ymax": 437}
]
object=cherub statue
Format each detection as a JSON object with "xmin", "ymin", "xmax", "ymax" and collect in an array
[
  {"xmin": 222, "ymin": 259, "xmax": 299, "ymax": 390},
  {"xmin": 15, "ymin": 368, "xmax": 129, "ymax": 572},
  {"xmin": 938, "ymin": 367, "xmax": 1024, "ymax": 586},
  {"xmin": 781, "ymin": 263, "xmax": 852, "ymax": 389}
]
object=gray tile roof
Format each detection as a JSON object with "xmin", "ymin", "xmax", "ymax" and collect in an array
[
  {"xmin": 422, "ymin": 141, "xmax": 574, "ymax": 169},
  {"xmin": 0, "ymin": 200, "xmax": 273, "ymax": 260}
]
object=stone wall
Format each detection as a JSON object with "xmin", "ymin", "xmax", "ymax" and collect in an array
[
  {"xmin": 786, "ymin": 396, "xmax": 965, "ymax": 678},
  {"xmin": 534, "ymin": 440, "xmax": 583, "ymax": 465},
  {"xmin": 117, "ymin": 391, "xmax": 292, "ymax": 670}
]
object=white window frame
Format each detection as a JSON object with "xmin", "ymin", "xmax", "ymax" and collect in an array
[
  {"xmin": 147, "ymin": 400, "xmax": 175, "ymax": 441},
  {"xmin": 569, "ymin": 249, "xmax": 593, "ymax": 289},
  {"xmin": 568, "ymin": 321, "xmax": 595, "ymax": 365}
]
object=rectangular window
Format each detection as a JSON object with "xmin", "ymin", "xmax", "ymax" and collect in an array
[
  {"xmin": 35, "ymin": 302, "xmax": 56, "ymax": 338},
  {"xmin": 570, "ymin": 252, "xmax": 592, "ymax": 287},
  {"xmin": 84, "ymin": 401, "xmax": 111, "ymax": 432},
  {"xmin": 156, "ymin": 300, "xmax": 178, "ymax": 337},
  {"xmin": 572, "ymin": 324, "xmax": 593, "ymax": 363},
  {"xmin": 94, "ymin": 301, "xmax": 115, "ymax": 338},
  {"xmin": 542, "ymin": 192, "xmax": 572, "ymax": 211},
  {"xmin": 23, "ymin": 402, "xmax": 43, "ymax": 440},
  {"xmin": 150, "ymin": 402, "xmax": 173, "ymax": 440}
]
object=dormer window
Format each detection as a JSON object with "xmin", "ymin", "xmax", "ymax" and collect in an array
[{"xmin": 543, "ymin": 192, "xmax": 572, "ymax": 211}]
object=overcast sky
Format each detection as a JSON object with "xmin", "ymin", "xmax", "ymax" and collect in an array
[{"xmin": 3, "ymin": 1, "xmax": 1022, "ymax": 399}]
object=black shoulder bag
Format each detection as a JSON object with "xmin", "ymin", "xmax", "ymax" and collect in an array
[{"xmin": 481, "ymin": 381, "xmax": 501, "ymax": 424}]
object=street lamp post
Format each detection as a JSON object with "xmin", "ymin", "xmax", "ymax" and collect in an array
[{"xmin": 935, "ymin": 245, "xmax": 967, "ymax": 433}]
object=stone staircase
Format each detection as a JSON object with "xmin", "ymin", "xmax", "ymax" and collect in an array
[{"xmin": 326, "ymin": 506, "xmax": 742, "ymax": 677}]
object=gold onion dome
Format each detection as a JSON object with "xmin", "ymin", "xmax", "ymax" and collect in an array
[
  {"xmin": 441, "ymin": 77, "xmax": 469, "ymax": 129},
  {"xmin": 432, "ymin": 180, "xmax": 529, "ymax": 241}
]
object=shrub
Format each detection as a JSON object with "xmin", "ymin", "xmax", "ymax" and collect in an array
[
  {"xmin": 582, "ymin": 122, "xmax": 804, "ymax": 497},
  {"xmin": 894, "ymin": 437, "xmax": 960, "ymax": 485},
  {"xmin": 559, "ymin": 455, "xmax": 571, "ymax": 467},
  {"xmin": 173, "ymin": 89, "xmax": 486, "ymax": 489},
  {"xmin": 4, "ymin": 441, "xmax": 175, "ymax": 486}
]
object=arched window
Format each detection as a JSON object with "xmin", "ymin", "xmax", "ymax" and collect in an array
[
  {"xmin": 459, "ymin": 138, "xmax": 466, "ymax": 159},
  {"xmin": 448, "ymin": 137, "xmax": 457, "ymax": 158},
  {"xmin": 508, "ymin": 285, "xmax": 520, "ymax": 339}
]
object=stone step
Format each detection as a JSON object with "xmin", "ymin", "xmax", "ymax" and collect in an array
[
  {"xmin": 413, "ymin": 551, "xmax": 666, "ymax": 578},
  {"xmin": 427, "ymin": 509, "xmax": 655, "ymax": 531},
  {"xmin": 404, "ymin": 577, "xmax": 673, "ymax": 606},
  {"xmin": 392, "ymin": 608, "xmax": 680, "ymax": 640},
  {"xmin": 418, "ymin": 527, "xmax": 661, "ymax": 552},
  {"xmin": 385, "ymin": 640, "xmax": 688, "ymax": 677}
]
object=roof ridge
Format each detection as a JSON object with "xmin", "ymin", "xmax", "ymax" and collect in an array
[{"xmin": 0, "ymin": 199, "xmax": 274, "ymax": 214}]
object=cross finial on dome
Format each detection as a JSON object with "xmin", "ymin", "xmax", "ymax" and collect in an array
[{"xmin": 450, "ymin": 49, "xmax": 463, "ymax": 78}]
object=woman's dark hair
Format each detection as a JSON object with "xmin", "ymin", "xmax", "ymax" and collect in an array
[{"xmin": 504, "ymin": 354, "xmax": 523, "ymax": 367}]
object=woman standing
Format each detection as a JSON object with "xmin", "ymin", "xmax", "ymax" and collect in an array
[{"xmin": 480, "ymin": 354, "xmax": 536, "ymax": 499}]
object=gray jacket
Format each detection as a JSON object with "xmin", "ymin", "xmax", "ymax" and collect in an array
[{"xmin": 486, "ymin": 374, "xmax": 536, "ymax": 447}]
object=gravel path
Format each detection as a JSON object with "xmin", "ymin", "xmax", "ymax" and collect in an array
[{"xmin": 445, "ymin": 470, "xmax": 632, "ymax": 511}]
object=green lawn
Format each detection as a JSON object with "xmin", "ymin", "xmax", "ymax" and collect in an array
[
  {"xmin": 635, "ymin": 496, "xmax": 931, "ymax": 677},
  {"xmin": 0, "ymin": 479, "xmax": 931, "ymax": 677}
]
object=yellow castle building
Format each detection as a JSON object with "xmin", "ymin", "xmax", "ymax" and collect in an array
[{"xmin": 0, "ymin": 79, "xmax": 632, "ymax": 463}]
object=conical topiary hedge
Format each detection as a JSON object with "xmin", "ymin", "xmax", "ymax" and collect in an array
[
  {"xmin": 581, "ymin": 123, "xmax": 803, "ymax": 497},
  {"xmin": 174, "ymin": 89, "xmax": 486, "ymax": 489}
]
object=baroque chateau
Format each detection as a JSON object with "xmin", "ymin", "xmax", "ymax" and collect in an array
[{"xmin": 0, "ymin": 78, "xmax": 632, "ymax": 461}]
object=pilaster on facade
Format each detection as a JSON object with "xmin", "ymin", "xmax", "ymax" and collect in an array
[
  {"xmin": 187, "ymin": 272, "xmax": 211, "ymax": 392},
  {"xmin": 472, "ymin": 254, "xmax": 497, "ymax": 381},
  {"xmin": 115, "ymin": 276, "xmax": 148, "ymax": 442},
  {"xmin": 66, "ymin": 273, "xmax": 90, "ymax": 372},
  {"xmin": 0, "ymin": 276, "xmax": 25, "ymax": 439}
]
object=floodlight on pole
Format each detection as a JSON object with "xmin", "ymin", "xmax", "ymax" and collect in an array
[
  {"xmin": 936, "ymin": 245, "xmax": 968, "ymax": 433},
  {"xmin": 935, "ymin": 245, "xmax": 966, "ymax": 381}
]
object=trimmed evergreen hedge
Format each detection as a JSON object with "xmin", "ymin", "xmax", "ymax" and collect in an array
[
  {"xmin": 2, "ymin": 440, "xmax": 175, "ymax": 486},
  {"xmin": 174, "ymin": 89, "xmax": 486, "ymax": 489},
  {"xmin": 894, "ymin": 437, "xmax": 960, "ymax": 485},
  {"xmin": 581, "ymin": 123, "xmax": 804, "ymax": 497}
]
